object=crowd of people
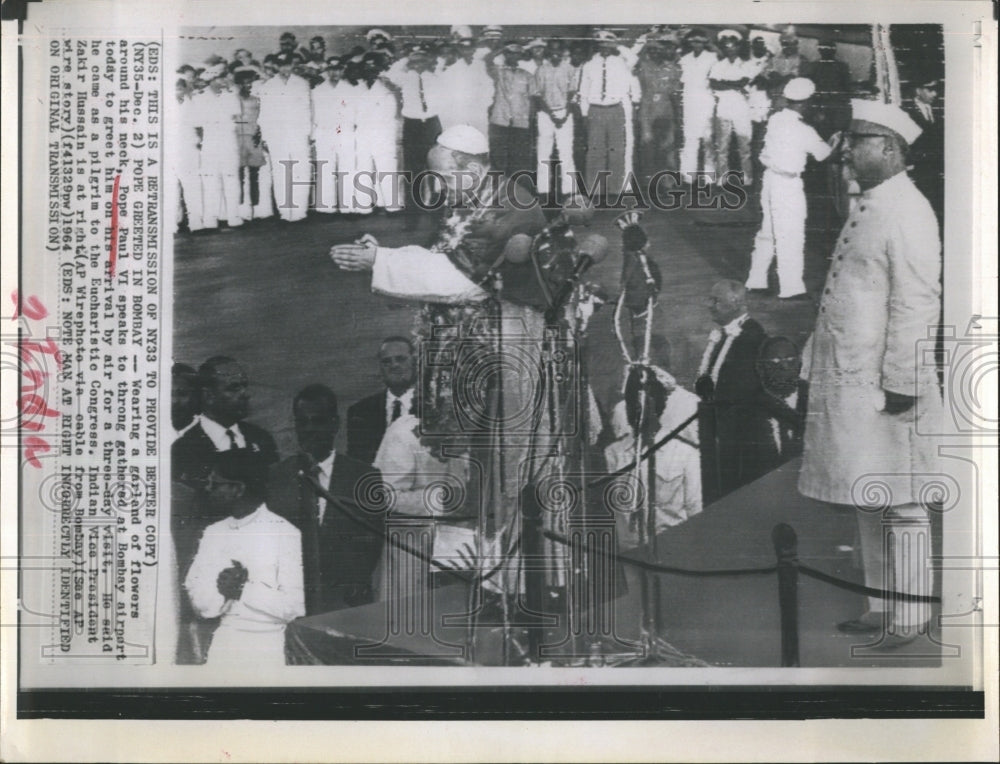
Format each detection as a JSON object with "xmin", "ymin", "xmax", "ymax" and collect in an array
[
  {"xmin": 172, "ymin": 24, "xmax": 921, "ymax": 234},
  {"xmin": 171, "ymin": 25, "xmax": 946, "ymax": 664}
]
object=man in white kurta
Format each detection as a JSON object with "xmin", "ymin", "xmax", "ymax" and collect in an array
[
  {"xmin": 746, "ymin": 78, "xmax": 837, "ymax": 299},
  {"xmin": 256, "ymin": 53, "xmax": 313, "ymax": 221},
  {"xmin": 437, "ymin": 41, "xmax": 494, "ymax": 137},
  {"xmin": 193, "ymin": 66, "xmax": 244, "ymax": 229},
  {"xmin": 184, "ymin": 456, "xmax": 304, "ymax": 666},
  {"xmin": 678, "ymin": 29, "xmax": 718, "ymax": 183},
  {"xmin": 799, "ymin": 100, "xmax": 942, "ymax": 645}
]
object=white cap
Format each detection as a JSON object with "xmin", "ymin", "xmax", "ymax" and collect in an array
[
  {"xmin": 851, "ymin": 99, "xmax": 923, "ymax": 145},
  {"xmin": 366, "ymin": 28, "xmax": 391, "ymax": 42},
  {"xmin": 482, "ymin": 25, "xmax": 503, "ymax": 39},
  {"xmin": 450, "ymin": 25, "xmax": 473, "ymax": 39},
  {"xmin": 525, "ymin": 38, "xmax": 547, "ymax": 50},
  {"xmin": 201, "ymin": 63, "xmax": 228, "ymax": 82},
  {"xmin": 436, "ymin": 124, "xmax": 489, "ymax": 156},
  {"xmin": 783, "ymin": 77, "xmax": 816, "ymax": 101},
  {"xmin": 593, "ymin": 29, "xmax": 618, "ymax": 42},
  {"xmin": 717, "ymin": 28, "xmax": 743, "ymax": 42}
]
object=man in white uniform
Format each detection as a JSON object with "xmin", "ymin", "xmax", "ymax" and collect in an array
[
  {"xmin": 311, "ymin": 57, "xmax": 353, "ymax": 214},
  {"xmin": 799, "ymin": 100, "xmax": 942, "ymax": 646},
  {"xmin": 678, "ymin": 28, "xmax": 717, "ymax": 183},
  {"xmin": 256, "ymin": 51, "xmax": 313, "ymax": 222},
  {"xmin": 184, "ymin": 450, "xmax": 304, "ymax": 666},
  {"xmin": 709, "ymin": 30, "xmax": 753, "ymax": 185},
  {"xmin": 193, "ymin": 64, "xmax": 244, "ymax": 230},
  {"xmin": 746, "ymin": 77, "xmax": 838, "ymax": 300},
  {"xmin": 173, "ymin": 77, "xmax": 205, "ymax": 233},
  {"xmin": 437, "ymin": 38, "xmax": 494, "ymax": 137}
]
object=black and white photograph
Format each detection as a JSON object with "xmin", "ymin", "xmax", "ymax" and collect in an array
[{"xmin": 2, "ymin": 1, "xmax": 996, "ymax": 762}]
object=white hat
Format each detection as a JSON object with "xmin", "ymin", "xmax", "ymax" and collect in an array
[
  {"xmin": 201, "ymin": 63, "xmax": 228, "ymax": 82},
  {"xmin": 717, "ymin": 28, "xmax": 743, "ymax": 43},
  {"xmin": 482, "ymin": 25, "xmax": 503, "ymax": 39},
  {"xmin": 436, "ymin": 124, "xmax": 489, "ymax": 156},
  {"xmin": 366, "ymin": 28, "xmax": 392, "ymax": 42},
  {"xmin": 593, "ymin": 29, "xmax": 618, "ymax": 42},
  {"xmin": 783, "ymin": 77, "xmax": 816, "ymax": 101},
  {"xmin": 525, "ymin": 38, "xmax": 547, "ymax": 50},
  {"xmin": 851, "ymin": 99, "xmax": 923, "ymax": 145},
  {"xmin": 450, "ymin": 25, "xmax": 473, "ymax": 39}
]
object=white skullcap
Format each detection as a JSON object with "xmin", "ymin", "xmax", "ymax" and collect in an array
[
  {"xmin": 717, "ymin": 28, "xmax": 743, "ymax": 42},
  {"xmin": 851, "ymin": 99, "xmax": 923, "ymax": 145},
  {"xmin": 436, "ymin": 124, "xmax": 489, "ymax": 156},
  {"xmin": 783, "ymin": 77, "xmax": 816, "ymax": 101},
  {"xmin": 201, "ymin": 63, "xmax": 228, "ymax": 82},
  {"xmin": 593, "ymin": 29, "xmax": 618, "ymax": 41},
  {"xmin": 366, "ymin": 28, "xmax": 391, "ymax": 41},
  {"xmin": 451, "ymin": 25, "xmax": 473, "ymax": 39},
  {"xmin": 525, "ymin": 38, "xmax": 547, "ymax": 49}
]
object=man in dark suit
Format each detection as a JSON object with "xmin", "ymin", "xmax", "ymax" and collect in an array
[
  {"xmin": 905, "ymin": 74, "xmax": 943, "ymax": 226},
  {"xmin": 695, "ymin": 280, "xmax": 770, "ymax": 503},
  {"xmin": 170, "ymin": 355, "xmax": 279, "ymax": 663},
  {"xmin": 346, "ymin": 336, "xmax": 417, "ymax": 466},
  {"xmin": 268, "ymin": 384, "xmax": 386, "ymax": 614},
  {"xmin": 172, "ymin": 355, "xmax": 279, "ymax": 567}
]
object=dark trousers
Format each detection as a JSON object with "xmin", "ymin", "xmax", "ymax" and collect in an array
[
  {"xmin": 489, "ymin": 124, "xmax": 532, "ymax": 179},
  {"xmin": 403, "ymin": 116, "xmax": 442, "ymax": 208}
]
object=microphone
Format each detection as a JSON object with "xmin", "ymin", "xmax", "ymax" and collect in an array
[{"xmin": 546, "ymin": 234, "xmax": 608, "ymax": 322}]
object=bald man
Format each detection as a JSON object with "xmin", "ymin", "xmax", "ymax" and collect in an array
[{"xmin": 695, "ymin": 280, "xmax": 769, "ymax": 503}]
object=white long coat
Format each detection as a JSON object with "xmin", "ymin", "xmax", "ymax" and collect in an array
[{"xmin": 798, "ymin": 171, "xmax": 943, "ymax": 506}]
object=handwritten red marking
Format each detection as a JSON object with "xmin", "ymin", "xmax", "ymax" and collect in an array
[
  {"xmin": 20, "ymin": 369, "xmax": 48, "ymax": 393},
  {"xmin": 18, "ymin": 338, "xmax": 63, "ymax": 369},
  {"xmin": 109, "ymin": 174, "xmax": 121, "ymax": 278},
  {"xmin": 10, "ymin": 290, "xmax": 49, "ymax": 321},
  {"xmin": 23, "ymin": 437, "xmax": 51, "ymax": 468}
]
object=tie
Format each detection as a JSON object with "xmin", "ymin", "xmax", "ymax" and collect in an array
[
  {"xmin": 391, "ymin": 398, "xmax": 402, "ymax": 423},
  {"xmin": 601, "ymin": 59, "xmax": 607, "ymax": 100},
  {"xmin": 225, "ymin": 428, "xmax": 238, "ymax": 450},
  {"xmin": 418, "ymin": 73, "xmax": 427, "ymax": 113}
]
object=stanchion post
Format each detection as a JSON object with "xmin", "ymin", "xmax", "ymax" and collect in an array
[{"xmin": 771, "ymin": 523, "xmax": 800, "ymax": 668}]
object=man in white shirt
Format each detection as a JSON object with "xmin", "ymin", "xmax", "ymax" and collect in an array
[
  {"xmin": 382, "ymin": 44, "xmax": 442, "ymax": 211},
  {"xmin": 709, "ymin": 30, "xmax": 754, "ymax": 185},
  {"xmin": 184, "ymin": 449, "xmax": 304, "ymax": 666},
  {"xmin": 679, "ymin": 28, "xmax": 718, "ymax": 183},
  {"xmin": 532, "ymin": 40, "xmax": 579, "ymax": 198},
  {"xmin": 193, "ymin": 63, "xmax": 244, "ymax": 229},
  {"xmin": 746, "ymin": 77, "xmax": 839, "ymax": 300},
  {"xmin": 256, "ymin": 51, "xmax": 313, "ymax": 222},
  {"xmin": 577, "ymin": 30, "xmax": 639, "ymax": 198}
]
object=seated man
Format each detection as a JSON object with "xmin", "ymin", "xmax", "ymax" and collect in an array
[
  {"xmin": 604, "ymin": 365, "xmax": 701, "ymax": 548},
  {"xmin": 184, "ymin": 449, "xmax": 304, "ymax": 666}
]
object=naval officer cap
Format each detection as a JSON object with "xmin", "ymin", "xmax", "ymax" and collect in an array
[
  {"xmin": 525, "ymin": 38, "xmax": 547, "ymax": 50},
  {"xmin": 783, "ymin": 77, "xmax": 816, "ymax": 101},
  {"xmin": 717, "ymin": 28, "xmax": 743, "ymax": 43},
  {"xmin": 436, "ymin": 125, "xmax": 490, "ymax": 157},
  {"xmin": 593, "ymin": 29, "xmax": 619, "ymax": 42},
  {"xmin": 851, "ymin": 98, "xmax": 923, "ymax": 145},
  {"xmin": 482, "ymin": 25, "xmax": 503, "ymax": 40},
  {"xmin": 366, "ymin": 28, "xmax": 392, "ymax": 42}
]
